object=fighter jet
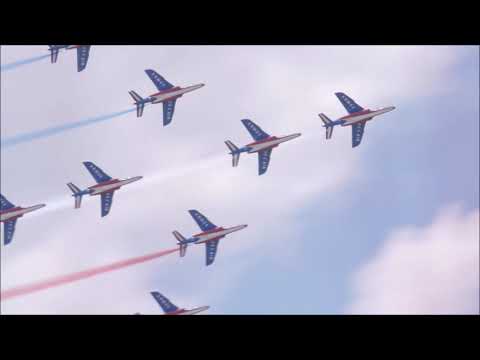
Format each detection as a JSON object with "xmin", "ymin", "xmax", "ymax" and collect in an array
[
  {"xmin": 225, "ymin": 119, "xmax": 301, "ymax": 175},
  {"xmin": 319, "ymin": 92, "xmax": 396, "ymax": 148},
  {"xmin": 48, "ymin": 45, "xmax": 91, "ymax": 72},
  {"xmin": 145, "ymin": 291, "xmax": 210, "ymax": 315},
  {"xmin": 67, "ymin": 162, "xmax": 142, "ymax": 217},
  {"xmin": 128, "ymin": 69, "xmax": 204, "ymax": 126},
  {"xmin": 173, "ymin": 210, "xmax": 247, "ymax": 266},
  {"xmin": 0, "ymin": 194, "xmax": 46, "ymax": 245}
]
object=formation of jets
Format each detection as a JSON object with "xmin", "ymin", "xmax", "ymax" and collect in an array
[
  {"xmin": 3, "ymin": 54, "xmax": 397, "ymax": 313},
  {"xmin": 48, "ymin": 45, "xmax": 91, "ymax": 72}
]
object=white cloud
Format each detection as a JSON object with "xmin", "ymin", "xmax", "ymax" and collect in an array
[{"xmin": 346, "ymin": 204, "xmax": 479, "ymax": 314}]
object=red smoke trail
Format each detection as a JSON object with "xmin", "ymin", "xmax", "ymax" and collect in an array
[{"xmin": 1, "ymin": 247, "xmax": 179, "ymax": 302}]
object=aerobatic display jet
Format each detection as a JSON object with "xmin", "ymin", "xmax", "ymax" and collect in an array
[
  {"xmin": 67, "ymin": 162, "xmax": 143, "ymax": 218},
  {"xmin": 48, "ymin": 45, "xmax": 91, "ymax": 72},
  {"xmin": 128, "ymin": 69, "xmax": 204, "ymax": 126},
  {"xmin": 141, "ymin": 291, "xmax": 209, "ymax": 315},
  {"xmin": 225, "ymin": 119, "xmax": 301, "ymax": 175},
  {"xmin": 173, "ymin": 210, "xmax": 247, "ymax": 266},
  {"xmin": 319, "ymin": 92, "xmax": 396, "ymax": 148},
  {"xmin": 0, "ymin": 194, "xmax": 46, "ymax": 245}
]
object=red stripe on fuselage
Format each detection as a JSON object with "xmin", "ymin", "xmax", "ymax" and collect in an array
[
  {"xmin": 150, "ymin": 86, "xmax": 181, "ymax": 97},
  {"xmin": 89, "ymin": 179, "xmax": 120, "ymax": 190},
  {"xmin": 193, "ymin": 226, "xmax": 224, "ymax": 238},
  {"xmin": 0, "ymin": 206, "xmax": 23, "ymax": 215},
  {"xmin": 340, "ymin": 109, "xmax": 372, "ymax": 120},
  {"xmin": 165, "ymin": 308, "xmax": 186, "ymax": 315},
  {"xmin": 247, "ymin": 136, "xmax": 278, "ymax": 147}
]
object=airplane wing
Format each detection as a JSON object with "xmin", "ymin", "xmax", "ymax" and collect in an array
[
  {"xmin": 352, "ymin": 121, "xmax": 367, "ymax": 148},
  {"xmin": 3, "ymin": 219, "xmax": 17, "ymax": 245},
  {"xmin": 163, "ymin": 99, "xmax": 176, "ymax": 126},
  {"xmin": 145, "ymin": 70, "xmax": 174, "ymax": 91},
  {"xmin": 188, "ymin": 210, "xmax": 217, "ymax": 232},
  {"xmin": 83, "ymin": 162, "xmax": 112, "ymax": 183},
  {"xmin": 335, "ymin": 92, "xmax": 364, "ymax": 114},
  {"xmin": 49, "ymin": 46, "xmax": 59, "ymax": 63},
  {"xmin": 258, "ymin": 148, "xmax": 273, "ymax": 175},
  {"xmin": 151, "ymin": 292, "xmax": 179, "ymax": 314},
  {"xmin": 1, "ymin": 194, "xmax": 15, "ymax": 210},
  {"xmin": 100, "ymin": 191, "xmax": 114, "ymax": 217},
  {"xmin": 241, "ymin": 119, "xmax": 270, "ymax": 141},
  {"xmin": 205, "ymin": 239, "xmax": 220, "ymax": 266},
  {"xmin": 76, "ymin": 46, "xmax": 91, "ymax": 72}
]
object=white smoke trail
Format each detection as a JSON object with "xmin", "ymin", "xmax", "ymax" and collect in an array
[{"xmin": 28, "ymin": 152, "xmax": 226, "ymax": 219}]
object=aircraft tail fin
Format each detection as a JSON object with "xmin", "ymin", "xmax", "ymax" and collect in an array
[
  {"xmin": 67, "ymin": 182, "xmax": 83, "ymax": 209},
  {"xmin": 225, "ymin": 140, "xmax": 240, "ymax": 167},
  {"xmin": 173, "ymin": 231, "xmax": 188, "ymax": 257},
  {"xmin": 319, "ymin": 113, "xmax": 334, "ymax": 140},
  {"xmin": 129, "ymin": 90, "xmax": 146, "ymax": 117}
]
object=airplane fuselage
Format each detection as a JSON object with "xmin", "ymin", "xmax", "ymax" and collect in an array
[
  {"xmin": 244, "ymin": 133, "xmax": 302, "ymax": 153},
  {"xmin": 339, "ymin": 107, "xmax": 395, "ymax": 126},
  {"xmin": 0, "ymin": 204, "xmax": 46, "ymax": 222},
  {"xmin": 87, "ymin": 176, "xmax": 143, "ymax": 196},
  {"xmin": 149, "ymin": 84, "xmax": 204, "ymax": 104},
  {"xmin": 188, "ymin": 224, "xmax": 248, "ymax": 244},
  {"xmin": 166, "ymin": 306, "xmax": 210, "ymax": 315}
]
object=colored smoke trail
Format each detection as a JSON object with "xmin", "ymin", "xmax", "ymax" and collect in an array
[
  {"xmin": 0, "ymin": 247, "xmax": 179, "ymax": 301},
  {"xmin": 1, "ymin": 108, "xmax": 136, "ymax": 149},
  {"xmin": 1, "ymin": 53, "xmax": 51, "ymax": 72}
]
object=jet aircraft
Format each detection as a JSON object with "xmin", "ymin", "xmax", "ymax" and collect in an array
[
  {"xmin": 129, "ymin": 69, "xmax": 204, "ymax": 126},
  {"xmin": 0, "ymin": 194, "xmax": 46, "ymax": 245},
  {"xmin": 67, "ymin": 162, "xmax": 142, "ymax": 217},
  {"xmin": 48, "ymin": 45, "xmax": 91, "ymax": 72},
  {"xmin": 173, "ymin": 210, "xmax": 247, "ymax": 266},
  {"xmin": 147, "ymin": 291, "xmax": 210, "ymax": 315},
  {"xmin": 319, "ymin": 92, "xmax": 395, "ymax": 148},
  {"xmin": 225, "ymin": 119, "xmax": 301, "ymax": 175}
]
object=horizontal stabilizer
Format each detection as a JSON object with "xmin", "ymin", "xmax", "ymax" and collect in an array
[
  {"xmin": 173, "ymin": 230, "xmax": 186, "ymax": 243},
  {"xmin": 67, "ymin": 183, "xmax": 83, "ymax": 209},
  {"xmin": 67, "ymin": 182, "xmax": 81, "ymax": 194},
  {"xmin": 129, "ymin": 91, "xmax": 145, "ymax": 118},
  {"xmin": 319, "ymin": 114, "xmax": 334, "ymax": 140},
  {"xmin": 225, "ymin": 140, "xmax": 240, "ymax": 167},
  {"xmin": 173, "ymin": 231, "xmax": 188, "ymax": 257},
  {"xmin": 319, "ymin": 113, "xmax": 333, "ymax": 126}
]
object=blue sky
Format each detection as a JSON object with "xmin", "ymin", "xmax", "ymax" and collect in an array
[{"xmin": 1, "ymin": 46, "xmax": 478, "ymax": 314}]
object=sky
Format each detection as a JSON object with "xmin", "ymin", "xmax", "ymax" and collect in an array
[{"xmin": 0, "ymin": 45, "xmax": 478, "ymax": 314}]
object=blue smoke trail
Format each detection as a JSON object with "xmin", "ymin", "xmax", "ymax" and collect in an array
[
  {"xmin": 1, "ymin": 53, "xmax": 51, "ymax": 72},
  {"xmin": 1, "ymin": 108, "xmax": 136, "ymax": 149}
]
